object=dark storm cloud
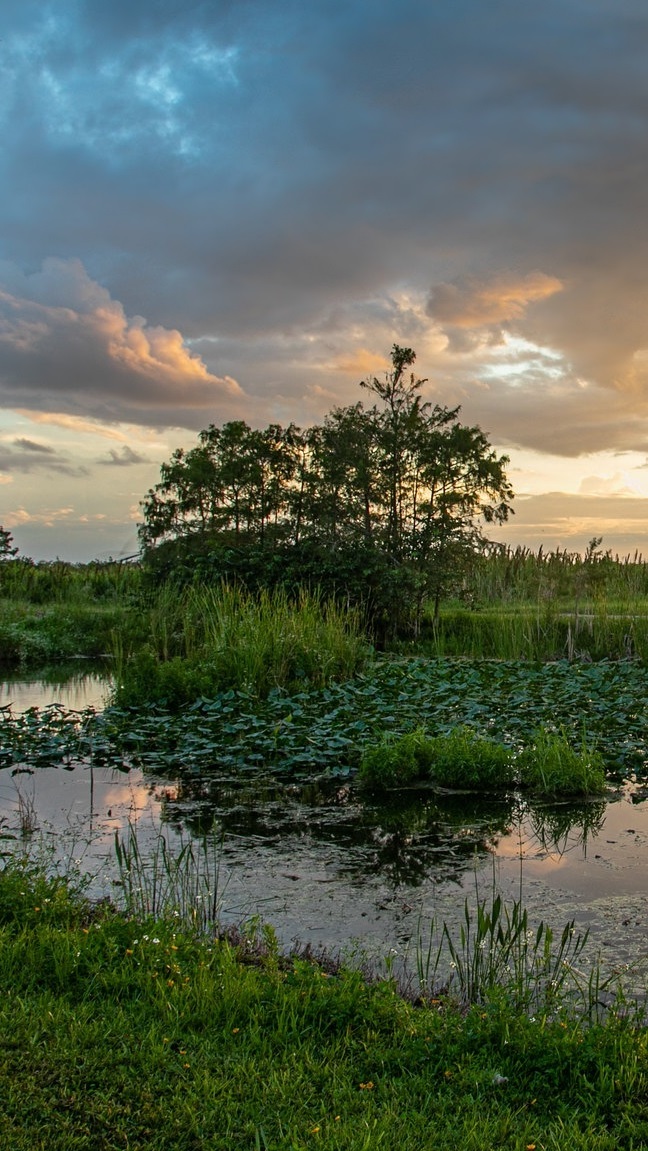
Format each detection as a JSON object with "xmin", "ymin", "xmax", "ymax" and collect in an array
[{"xmin": 2, "ymin": 1, "xmax": 648, "ymax": 450}]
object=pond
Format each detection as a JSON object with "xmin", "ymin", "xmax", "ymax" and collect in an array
[{"xmin": 2, "ymin": 668, "xmax": 648, "ymax": 990}]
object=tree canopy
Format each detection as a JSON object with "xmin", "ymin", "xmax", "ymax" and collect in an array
[
  {"xmin": 139, "ymin": 347, "xmax": 514, "ymax": 635},
  {"xmin": 0, "ymin": 527, "xmax": 18, "ymax": 561}
]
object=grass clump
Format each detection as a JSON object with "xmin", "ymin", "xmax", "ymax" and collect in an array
[
  {"xmin": 114, "ymin": 583, "xmax": 370, "ymax": 707},
  {"xmin": 416, "ymin": 891, "xmax": 605, "ymax": 1013},
  {"xmin": 359, "ymin": 725, "xmax": 514, "ymax": 791},
  {"xmin": 3, "ymin": 859, "xmax": 648, "ymax": 1150},
  {"xmin": 519, "ymin": 727, "xmax": 607, "ymax": 796}
]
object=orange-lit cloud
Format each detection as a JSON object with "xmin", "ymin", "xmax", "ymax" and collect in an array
[
  {"xmin": 0, "ymin": 259, "xmax": 246, "ymax": 427},
  {"xmin": 427, "ymin": 272, "xmax": 564, "ymax": 332},
  {"xmin": 335, "ymin": 348, "xmax": 391, "ymax": 377}
]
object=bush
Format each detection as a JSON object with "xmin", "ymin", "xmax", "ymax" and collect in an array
[{"xmin": 114, "ymin": 584, "xmax": 371, "ymax": 708}]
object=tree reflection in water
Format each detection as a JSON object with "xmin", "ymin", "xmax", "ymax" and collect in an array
[{"xmin": 155, "ymin": 773, "xmax": 606, "ymax": 890}]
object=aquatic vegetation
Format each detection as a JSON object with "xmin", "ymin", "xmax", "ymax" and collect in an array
[
  {"xmin": 113, "ymin": 825, "xmax": 228, "ymax": 930},
  {"xmin": 518, "ymin": 727, "xmax": 607, "ymax": 796},
  {"xmin": 2, "ymin": 657, "xmax": 648, "ymax": 787},
  {"xmin": 359, "ymin": 726, "xmax": 514, "ymax": 791},
  {"xmin": 416, "ymin": 890, "xmax": 609, "ymax": 1013},
  {"xmin": 114, "ymin": 584, "xmax": 371, "ymax": 706}
]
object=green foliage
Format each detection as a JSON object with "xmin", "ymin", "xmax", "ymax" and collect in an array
[
  {"xmin": 140, "ymin": 346, "xmax": 513, "ymax": 633},
  {"xmin": 518, "ymin": 727, "xmax": 607, "ymax": 796},
  {"xmin": 424, "ymin": 602, "xmax": 648, "ymax": 661},
  {"xmin": 359, "ymin": 727, "xmax": 435, "ymax": 787},
  {"xmin": 2, "ymin": 862, "xmax": 648, "ymax": 1150},
  {"xmin": 416, "ymin": 891, "xmax": 606, "ymax": 1012},
  {"xmin": 3, "ymin": 657, "xmax": 646, "ymax": 786},
  {"xmin": 0, "ymin": 558, "xmax": 143, "ymax": 667},
  {"xmin": 0, "ymin": 601, "xmax": 138, "ymax": 667},
  {"xmin": 114, "ymin": 584, "xmax": 370, "ymax": 707},
  {"xmin": 114, "ymin": 826, "xmax": 227, "ymax": 929},
  {"xmin": 360, "ymin": 726, "xmax": 514, "ymax": 791},
  {"xmin": 469, "ymin": 540, "xmax": 648, "ymax": 604},
  {"xmin": 0, "ymin": 525, "xmax": 18, "ymax": 560},
  {"xmin": 0, "ymin": 557, "xmax": 141, "ymax": 605},
  {"xmin": 142, "ymin": 534, "xmax": 428, "ymax": 642}
]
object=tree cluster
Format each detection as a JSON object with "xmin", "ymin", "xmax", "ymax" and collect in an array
[{"xmin": 140, "ymin": 347, "xmax": 513, "ymax": 637}]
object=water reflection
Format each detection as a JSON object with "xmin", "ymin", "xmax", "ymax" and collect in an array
[
  {"xmin": 4, "ymin": 669, "xmax": 648, "ymax": 978},
  {"xmin": 156, "ymin": 772, "xmax": 609, "ymax": 889},
  {"xmin": 0, "ymin": 666, "xmax": 110, "ymax": 712},
  {"xmin": 523, "ymin": 797, "xmax": 607, "ymax": 856}
]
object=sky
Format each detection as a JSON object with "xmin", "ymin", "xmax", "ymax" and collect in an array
[{"xmin": 3, "ymin": 0, "xmax": 648, "ymax": 561}]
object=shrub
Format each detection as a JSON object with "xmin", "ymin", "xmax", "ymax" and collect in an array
[
  {"xmin": 359, "ymin": 727, "xmax": 435, "ymax": 788},
  {"xmin": 114, "ymin": 584, "xmax": 371, "ymax": 708},
  {"xmin": 427, "ymin": 727, "xmax": 514, "ymax": 790}
]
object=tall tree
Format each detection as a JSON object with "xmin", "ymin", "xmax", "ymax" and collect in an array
[{"xmin": 139, "ymin": 347, "xmax": 514, "ymax": 631}]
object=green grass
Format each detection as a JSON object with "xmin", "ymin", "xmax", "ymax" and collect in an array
[
  {"xmin": 2, "ymin": 859, "xmax": 648, "ymax": 1150},
  {"xmin": 0, "ymin": 600, "xmax": 141, "ymax": 667},
  {"xmin": 518, "ymin": 728, "xmax": 607, "ymax": 797},
  {"xmin": 359, "ymin": 726, "xmax": 514, "ymax": 791},
  {"xmin": 114, "ymin": 583, "xmax": 371, "ymax": 707},
  {"xmin": 358, "ymin": 724, "xmax": 605, "ymax": 797},
  {"xmin": 418, "ymin": 603, "xmax": 648, "ymax": 661},
  {"xmin": 0, "ymin": 557, "xmax": 141, "ymax": 605}
]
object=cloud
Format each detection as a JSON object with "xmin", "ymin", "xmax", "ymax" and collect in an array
[
  {"xmin": 98, "ymin": 445, "xmax": 149, "ymax": 466},
  {"xmin": 3, "ymin": 506, "xmax": 76, "ymax": 529},
  {"xmin": 6, "ymin": 0, "xmax": 648, "ymax": 559},
  {"xmin": 12, "ymin": 438, "xmax": 55, "ymax": 454},
  {"xmin": 489, "ymin": 490, "xmax": 648, "ymax": 549},
  {"xmin": 0, "ymin": 259, "xmax": 246, "ymax": 428},
  {"xmin": 426, "ymin": 273, "xmax": 564, "ymax": 335},
  {"xmin": 0, "ymin": 440, "xmax": 88, "ymax": 477}
]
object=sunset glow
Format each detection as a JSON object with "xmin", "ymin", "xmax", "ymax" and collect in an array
[{"xmin": 2, "ymin": 2, "xmax": 648, "ymax": 559}]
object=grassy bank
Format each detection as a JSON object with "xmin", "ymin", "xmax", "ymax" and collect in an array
[
  {"xmin": 1, "ymin": 860, "xmax": 648, "ymax": 1150},
  {"xmin": 0, "ymin": 600, "xmax": 137, "ymax": 667},
  {"xmin": 0, "ymin": 559, "xmax": 143, "ymax": 667}
]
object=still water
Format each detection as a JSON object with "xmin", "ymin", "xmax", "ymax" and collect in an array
[{"xmin": 2, "ymin": 670, "xmax": 648, "ymax": 984}]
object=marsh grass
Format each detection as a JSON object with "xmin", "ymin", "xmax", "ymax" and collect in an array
[
  {"xmin": 424, "ymin": 603, "xmax": 648, "ymax": 661},
  {"xmin": 518, "ymin": 727, "xmax": 607, "ymax": 796},
  {"xmin": 114, "ymin": 824, "xmax": 229, "ymax": 930},
  {"xmin": 360, "ymin": 723, "xmax": 606, "ymax": 797},
  {"xmin": 359, "ymin": 726, "xmax": 514, "ymax": 791},
  {"xmin": 0, "ymin": 557, "xmax": 141, "ymax": 605},
  {"xmin": 115, "ymin": 583, "xmax": 370, "ymax": 706},
  {"xmin": 2, "ymin": 859, "xmax": 648, "ymax": 1149},
  {"xmin": 0, "ymin": 600, "xmax": 133, "ymax": 666},
  {"xmin": 415, "ymin": 891, "xmax": 613, "ymax": 1014}
]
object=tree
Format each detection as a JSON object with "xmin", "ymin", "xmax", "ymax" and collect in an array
[
  {"xmin": 139, "ymin": 347, "xmax": 514, "ymax": 635},
  {"xmin": 0, "ymin": 527, "xmax": 18, "ymax": 560}
]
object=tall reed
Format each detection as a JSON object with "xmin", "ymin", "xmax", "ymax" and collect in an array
[
  {"xmin": 425, "ymin": 604, "xmax": 648, "ymax": 661},
  {"xmin": 416, "ymin": 891, "xmax": 614, "ymax": 1015},
  {"xmin": 114, "ymin": 582, "xmax": 371, "ymax": 706},
  {"xmin": 114, "ymin": 825, "xmax": 228, "ymax": 930}
]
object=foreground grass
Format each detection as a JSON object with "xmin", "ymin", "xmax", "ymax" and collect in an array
[{"xmin": 2, "ymin": 863, "xmax": 648, "ymax": 1150}]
